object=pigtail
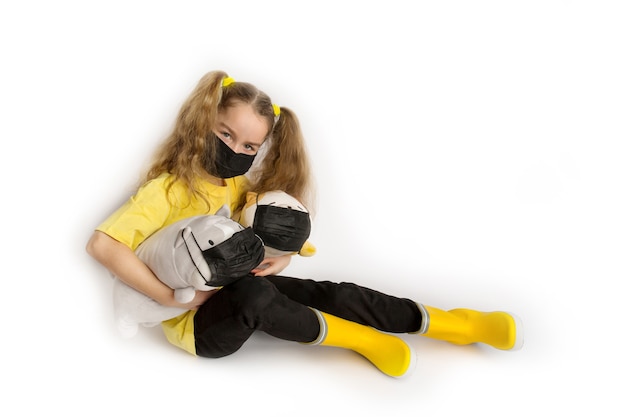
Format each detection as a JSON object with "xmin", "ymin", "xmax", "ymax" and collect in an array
[
  {"xmin": 143, "ymin": 71, "xmax": 229, "ymax": 205},
  {"xmin": 249, "ymin": 107, "xmax": 315, "ymax": 212}
]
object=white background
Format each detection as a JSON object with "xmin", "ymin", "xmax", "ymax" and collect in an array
[{"xmin": 1, "ymin": 1, "xmax": 624, "ymax": 415}]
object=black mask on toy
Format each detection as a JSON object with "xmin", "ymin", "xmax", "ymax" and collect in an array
[
  {"xmin": 206, "ymin": 134, "xmax": 256, "ymax": 178},
  {"xmin": 253, "ymin": 205, "xmax": 312, "ymax": 253},
  {"xmin": 200, "ymin": 228, "xmax": 265, "ymax": 286}
]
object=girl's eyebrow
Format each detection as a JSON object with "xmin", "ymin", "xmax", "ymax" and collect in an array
[
  {"xmin": 216, "ymin": 121, "xmax": 236, "ymax": 136},
  {"xmin": 247, "ymin": 137, "xmax": 265, "ymax": 148},
  {"xmin": 216, "ymin": 121, "xmax": 264, "ymax": 147}
]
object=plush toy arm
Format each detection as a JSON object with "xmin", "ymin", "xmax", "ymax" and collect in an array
[{"xmin": 173, "ymin": 287, "xmax": 196, "ymax": 304}]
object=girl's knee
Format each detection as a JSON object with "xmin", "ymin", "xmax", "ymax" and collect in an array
[{"xmin": 227, "ymin": 276, "xmax": 280, "ymax": 315}]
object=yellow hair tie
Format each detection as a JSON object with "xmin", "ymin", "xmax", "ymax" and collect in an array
[
  {"xmin": 222, "ymin": 76, "xmax": 235, "ymax": 87},
  {"xmin": 272, "ymin": 104, "xmax": 281, "ymax": 117}
]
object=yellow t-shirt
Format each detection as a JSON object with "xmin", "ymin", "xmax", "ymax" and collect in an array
[{"xmin": 97, "ymin": 172, "xmax": 249, "ymax": 355}]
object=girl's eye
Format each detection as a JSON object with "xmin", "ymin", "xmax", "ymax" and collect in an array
[{"xmin": 221, "ymin": 132, "xmax": 231, "ymax": 139}]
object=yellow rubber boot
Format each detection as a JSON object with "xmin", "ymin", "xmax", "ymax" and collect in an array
[
  {"xmin": 308, "ymin": 309, "xmax": 416, "ymax": 378},
  {"xmin": 416, "ymin": 304, "xmax": 523, "ymax": 351}
]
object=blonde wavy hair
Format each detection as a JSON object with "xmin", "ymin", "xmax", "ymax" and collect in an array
[{"xmin": 142, "ymin": 70, "xmax": 314, "ymax": 212}]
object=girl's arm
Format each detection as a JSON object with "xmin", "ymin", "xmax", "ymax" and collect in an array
[{"xmin": 86, "ymin": 230, "xmax": 213, "ymax": 309}]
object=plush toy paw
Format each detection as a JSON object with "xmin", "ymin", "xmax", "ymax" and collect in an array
[
  {"xmin": 174, "ymin": 287, "xmax": 196, "ymax": 304},
  {"xmin": 299, "ymin": 240, "xmax": 317, "ymax": 257}
]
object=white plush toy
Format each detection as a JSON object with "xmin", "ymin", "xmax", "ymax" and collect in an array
[
  {"xmin": 113, "ymin": 206, "xmax": 265, "ymax": 338},
  {"xmin": 113, "ymin": 192, "xmax": 315, "ymax": 338}
]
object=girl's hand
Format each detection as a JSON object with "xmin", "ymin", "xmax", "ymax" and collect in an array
[{"xmin": 252, "ymin": 255, "xmax": 292, "ymax": 276}]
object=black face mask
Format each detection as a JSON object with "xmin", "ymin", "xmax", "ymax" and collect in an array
[
  {"xmin": 253, "ymin": 205, "xmax": 311, "ymax": 252},
  {"xmin": 206, "ymin": 134, "xmax": 256, "ymax": 178},
  {"xmin": 200, "ymin": 227, "xmax": 265, "ymax": 286}
]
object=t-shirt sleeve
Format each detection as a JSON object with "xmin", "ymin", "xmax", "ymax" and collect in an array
[{"xmin": 96, "ymin": 178, "xmax": 172, "ymax": 251}]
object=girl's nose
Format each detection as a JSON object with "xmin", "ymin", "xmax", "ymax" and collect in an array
[{"xmin": 223, "ymin": 140, "xmax": 240, "ymax": 154}]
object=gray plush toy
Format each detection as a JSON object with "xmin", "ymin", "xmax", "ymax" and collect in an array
[
  {"xmin": 112, "ymin": 191, "xmax": 315, "ymax": 338},
  {"xmin": 112, "ymin": 206, "xmax": 264, "ymax": 338}
]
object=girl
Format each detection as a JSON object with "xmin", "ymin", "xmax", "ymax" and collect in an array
[{"xmin": 87, "ymin": 70, "xmax": 523, "ymax": 378}]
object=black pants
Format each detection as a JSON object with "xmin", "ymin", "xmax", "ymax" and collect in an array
[{"xmin": 193, "ymin": 275, "xmax": 422, "ymax": 358}]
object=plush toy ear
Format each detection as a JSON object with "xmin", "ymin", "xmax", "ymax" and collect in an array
[{"xmin": 216, "ymin": 204, "xmax": 231, "ymax": 218}]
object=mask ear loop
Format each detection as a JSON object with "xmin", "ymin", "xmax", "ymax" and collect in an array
[{"xmin": 181, "ymin": 229, "xmax": 212, "ymax": 286}]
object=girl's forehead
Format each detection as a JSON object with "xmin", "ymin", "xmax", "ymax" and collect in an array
[{"xmin": 218, "ymin": 103, "xmax": 270, "ymax": 141}]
